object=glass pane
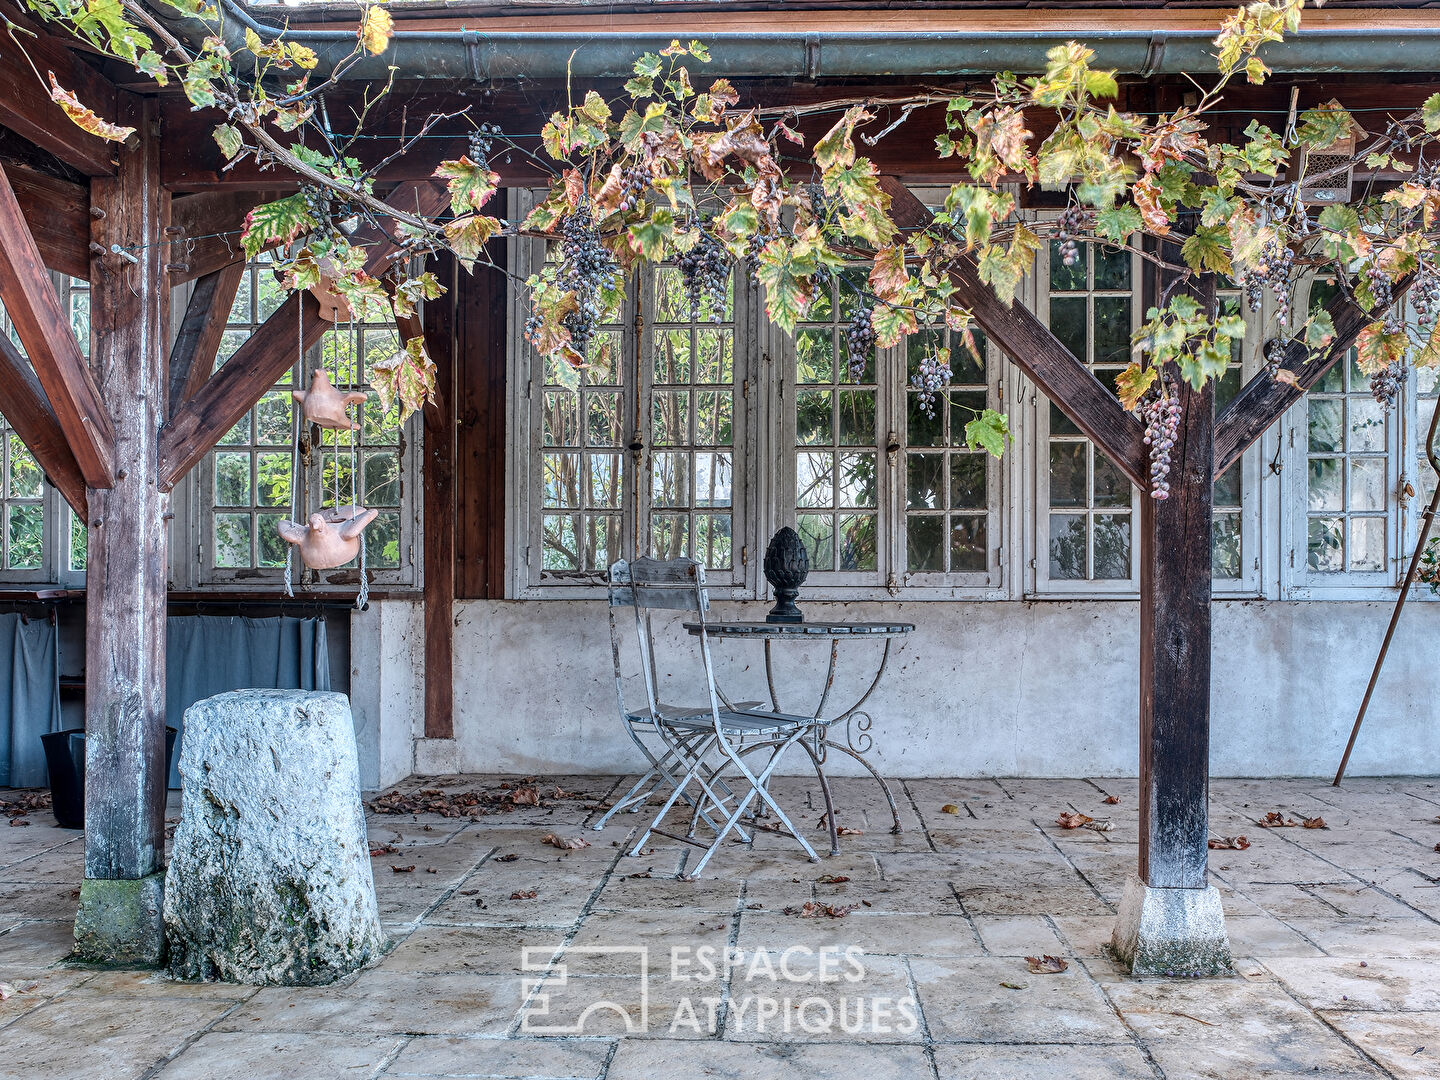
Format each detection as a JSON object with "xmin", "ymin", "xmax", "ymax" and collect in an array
[
  {"xmin": 838, "ymin": 513, "xmax": 877, "ymax": 571},
  {"xmin": 1049, "ymin": 443, "xmax": 1087, "ymax": 507},
  {"xmin": 654, "ymin": 268, "xmax": 687, "ymax": 322},
  {"xmin": 543, "ymin": 514, "xmax": 580, "ymax": 570},
  {"xmin": 586, "ymin": 392, "xmax": 621, "ymax": 446},
  {"xmin": 1212, "ymin": 513, "xmax": 1242, "ymax": 579},
  {"xmin": 837, "ymin": 452, "xmax": 877, "ymax": 508},
  {"xmin": 1049, "ymin": 240, "xmax": 1086, "ymax": 292},
  {"xmin": 907, "ymin": 515, "xmax": 944, "ymax": 571},
  {"xmin": 1093, "ymin": 297, "xmax": 1131, "ymax": 365},
  {"xmin": 950, "ymin": 515, "xmax": 987, "ymax": 572},
  {"xmin": 1093, "ymin": 452, "xmax": 1131, "ymax": 508},
  {"xmin": 1350, "ymin": 458, "xmax": 1386, "ymax": 512},
  {"xmin": 1308, "ymin": 400, "xmax": 1343, "ymax": 452},
  {"xmin": 543, "ymin": 453, "xmax": 580, "ymax": 508},
  {"xmin": 695, "ymin": 391, "xmax": 732, "ymax": 445},
  {"xmin": 1214, "ymin": 467, "xmax": 1242, "ymax": 509},
  {"xmin": 837, "ymin": 390, "xmax": 875, "ymax": 446},
  {"xmin": 214, "ymin": 452, "xmax": 250, "ymax": 507},
  {"xmin": 585, "ymin": 331, "xmax": 622, "ymax": 386},
  {"xmin": 362, "ymin": 452, "xmax": 400, "ymax": 507},
  {"xmin": 69, "ymin": 511, "xmax": 86, "ymax": 572},
  {"xmin": 1050, "ymin": 297, "xmax": 1087, "ymax": 360},
  {"xmin": 544, "ymin": 391, "xmax": 579, "ymax": 447},
  {"xmin": 652, "ymin": 452, "xmax": 690, "ymax": 508},
  {"xmin": 256, "ymin": 393, "xmax": 293, "ymax": 445},
  {"xmin": 1093, "ymin": 246, "xmax": 1131, "ymax": 290},
  {"xmin": 908, "ymin": 393, "xmax": 943, "ymax": 447},
  {"xmin": 257, "ymin": 513, "xmax": 289, "ymax": 568},
  {"xmin": 950, "ymin": 453, "xmax": 986, "ymax": 509},
  {"xmin": 655, "ymin": 329, "xmax": 692, "ymax": 383},
  {"xmin": 1347, "ymin": 399, "xmax": 1386, "ymax": 453},
  {"xmin": 366, "ymin": 510, "xmax": 402, "ymax": 568},
  {"xmin": 1049, "ymin": 401, "xmax": 1081, "ymax": 437},
  {"xmin": 1349, "ymin": 517, "xmax": 1385, "ymax": 572},
  {"xmin": 5, "ymin": 504, "xmax": 42, "ymax": 570},
  {"xmin": 6, "ymin": 435, "xmax": 41, "ymax": 498},
  {"xmin": 1307, "ymin": 458, "xmax": 1343, "ymax": 512},
  {"xmin": 907, "ymin": 454, "xmax": 943, "ymax": 510},
  {"xmin": 797, "ymin": 514, "xmax": 834, "ymax": 570},
  {"xmin": 589, "ymin": 516, "xmax": 621, "ymax": 571},
  {"xmin": 590, "ymin": 453, "xmax": 622, "ymax": 508},
  {"xmin": 652, "ymin": 514, "xmax": 688, "ymax": 560},
  {"xmin": 1092, "ymin": 513, "xmax": 1131, "ymax": 579},
  {"xmin": 214, "ymin": 514, "xmax": 252, "ymax": 568},
  {"xmin": 1049, "ymin": 513, "xmax": 1087, "ymax": 580},
  {"xmin": 796, "ymin": 391, "xmax": 833, "ymax": 446},
  {"xmin": 950, "ymin": 330, "xmax": 985, "ymax": 385},
  {"xmin": 796, "ymin": 329, "xmax": 834, "ymax": 383},
  {"xmin": 693, "ymin": 452, "xmax": 732, "ymax": 507},
  {"xmin": 1307, "ymin": 517, "xmax": 1344, "ymax": 571},
  {"xmin": 652, "ymin": 390, "xmax": 689, "ymax": 446},
  {"xmin": 697, "ymin": 329, "xmax": 733, "ymax": 383},
  {"xmin": 694, "ymin": 514, "xmax": 732, "ymax": 570},
  {"xmin": 797, "ymin": 452, "xmax": 833, "ymax": 508},
  {"xmin": 256, "ymin": 453, "xmax": 292, "ymax": 508}
]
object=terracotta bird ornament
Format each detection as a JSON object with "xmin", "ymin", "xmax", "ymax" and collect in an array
[
  {"xmin": 293, "ymin": 369, "xmax": 368, "ymax": 431},
  {"xmin": 276, "ymin": 506, "xmax": 379, "ymax": 570}
]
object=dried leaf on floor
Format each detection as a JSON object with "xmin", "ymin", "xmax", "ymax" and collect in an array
[
  {"xmin": 510, "ymin": 786, "xmax": 540, "ymax": 806},
  {"xmin": 510, "ymin": 889, "xmax": 539, "ymax": 900},
  {"xmin": 1081, "ymin": 820, "xmax": 1114, "ymax": 832},
  {"xmin": 627, "ymin": 872, "xmax": 652, "ymax": 880},
  {"xmin": 1000, "ymin": 981, "xmax": 1025, "ymax": 990},
  {"xmin": 815, "ymin": 874, "xmax": 851, "ymax": 884},
  {"xmin": 1257, "ymin": 812, "xmax": 1298, "ymax": 828},
  {"xmin": 0, "ymin": 983, "xmax": 13, "ymax": 1001},
  {"xmin": 369, "ymin": 843, "xmax": 399, "ymax": 857},
  {"xmin": 784, "ymin": 901, "xmax": 858, "ymax": 919},
  {"xmin": 542, "ymin": 833, "xmax": 590, "ymax": 851},
  {"xmin": 8, "ymin": 819, "xmax": 29, "ymax": 827},
  {"xmin": 495, "ymin": 853, "xmax": 519, "ymax": 862},
  {"xmin": 0, "ymin": 792, "xmax": 50, "ymax": 818},
  {"xmin": 835, "ymin": 826, "xmax": 864, "ymax": 836},
  {"xmin": 1208, "ymin": 835, "xmax": 1250, "ymax": 850},
  {"xmin": 746, "ymin": 902, "xmax": 764, "ymax": 910},
  {"xmin": 1056, "ymin": 812, "xmax": 1092, "ymax": 829},
  {"xmin": 940, "ymin": 804, "xmax": 961, "ymax": 815},
  {"xmin": 1025, "ymin": 955, "xmax": 1068, "ymax": 973},
  {"xmin": 391, "ymin": 864, "xmax": 416, "ymax": 873},
  {"xmin": 1302, "ymin": 816, "xmax": 1328, "ymax": 829},
  {"xmin": 1102, "ymin": 795, "xmax": 1121, "ymax": 805}
]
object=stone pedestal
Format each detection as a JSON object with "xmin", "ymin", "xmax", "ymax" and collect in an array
[
  {"xmin": 163, "ymin": 690, "xmax": 384, "ymax": 984},
  {"xmin": 1110, "ymin": 875, "xmax": 1232, "ymax": 977}
]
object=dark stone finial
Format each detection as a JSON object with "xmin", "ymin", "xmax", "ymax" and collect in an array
[{"xmin": 763, "ymin": 526, "xmax": 809, "ymax": 624}]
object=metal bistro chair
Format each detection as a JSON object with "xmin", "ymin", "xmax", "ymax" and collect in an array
[{"xmin": 607, "ymin": 556, "xmax": 825, "ymax": 878}]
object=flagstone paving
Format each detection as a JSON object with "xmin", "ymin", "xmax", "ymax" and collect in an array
[{"xmin": 2, "ymin": 774, "xmax": 1439, "ymax": 1079}]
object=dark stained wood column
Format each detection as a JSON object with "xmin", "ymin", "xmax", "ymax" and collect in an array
[
  {"xmin": 73, "ymin": 94, "xmax": 171, "ymax": 965},
  {"xmin": 455, "ymin": 245, "xmax": 508, "ymax": 600},
  {"xmin": 421, "ymin": 256, "xmax": 457, "ymax": 739},
  {"xmin": 1137, "ymin": 255, "xmax": 1215, "ymax": 891}
]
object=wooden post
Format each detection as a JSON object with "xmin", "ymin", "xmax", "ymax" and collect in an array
[
  {"xmin": 421, "ymin": 256, "xmax": 456, "ymax": 739},
  {"xmin": 1112, "ymin": 251, "xmax": 1230, "ymax": 976},
  {"xmin": 455, "ymin": 248, "xmax": 508, "ymax": 599},
  {"xmin": 72, "ymin": 94, "xmax": 171, "ymax": 966}
]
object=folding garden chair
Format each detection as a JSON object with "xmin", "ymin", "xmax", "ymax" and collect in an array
[{"xmin": 609, "ymin": 556, "xmax": 832, "ymax": 878}]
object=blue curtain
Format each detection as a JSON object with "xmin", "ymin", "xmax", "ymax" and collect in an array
[
  {"xmin": 165, "ymin": 615, "xmax": 330, "ymax": 787},
  {"xmin": 0, "ymin": 613, "xmax": 62, "ymax": 788}
]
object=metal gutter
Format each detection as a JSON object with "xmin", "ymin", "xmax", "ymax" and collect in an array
[{"xmin": 147, "ymin": 0, "xmax": 1440, "ymax": 79}]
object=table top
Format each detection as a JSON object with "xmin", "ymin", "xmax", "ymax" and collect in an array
[{"xmin": 683, "ymin": 620, "xmax": 915, "ymax": 639}]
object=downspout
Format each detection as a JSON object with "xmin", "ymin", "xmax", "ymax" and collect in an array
[{"xmin": 145, "ymin": 0, "xmax": 1440, "ymax": 81}]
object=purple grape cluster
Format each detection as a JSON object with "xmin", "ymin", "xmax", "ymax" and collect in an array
[
  {"xmin": 677, "ymin": 229, "xmax": 730, "ymax": 321},
  {"xmin": 1056, "ymin": 205, "xmax": 1090, "ymax": 267},
  {"xmin": 1244, "ymin": 238, "xmax": 1295, "ymax": 327},
  {"xmin": 616, "ymin": 165, "xmax": 650, "ymax": 214},
  {"xmin": 1140, "ymin": 372, "xmax": 1182, "ymax": 500},
  {"xmin": 1370, "ymin": 360, "xmax": 1407, "ymax": 410},
  {"xmin": 1365, "ymin": 265, "xmax": 1403, "ymax": 333},
  {"xmin": 559, "ymin": 204, "xmax": 618, "ymax": 356},
  {"xmin": 910, "ymin": 350, "xmax": 953, "ymax": 419},
  {"xmin": 466, "ymin": 123, "xmax": 501, "ymax": 171},
  {"xmin": 1413, "ymin": 266, "xmax": 1440, "ymax": 330},
  {"xmin": 845, "ymin": 307, "xmax": 876, "ymax": 380}
]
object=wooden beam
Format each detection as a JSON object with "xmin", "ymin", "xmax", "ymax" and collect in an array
[
  {"xmin": 0, "ymin": 161, "xmax": 113, "ymax": 487},
  {"xmin": 76, "ymin": 94, "xmax": 169, "ymax": 966},
  {"xmin": 167, "ymin": 261, "xmax": 246, "ymax": 418},
  {"xmin": 158, "ymin": 180, "xmax": 448, "ymax": 491},
  {"xmin": 421, "ymin": 256, "xmax": 456, "ymax": 739},
  {"xmin": 0, "ymin": 332, "xmax": 87, "ymax": 519},
  {"xmin": 880, "ymin": 176, "xmax": 1149, "ymax": 488},
  {"xmin": 1138, "ymin": 255, "xmax": 1214, "ymax": 892},
  {"xmin": 8, "ymin": 167, "xmax": 89, "ymax": 280},
  {"xmin": 168, "ymin": 190, "xmax": 285, "ymax": 284},
  {"xmin": 1214, "ymin": 283, "xmax": 1402, "ymax": 478},
  {"xmin": 455, "ymin": 243, "xmax": 508, "ymax": 600}
]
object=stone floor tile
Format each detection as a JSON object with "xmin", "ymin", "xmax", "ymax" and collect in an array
[
  {"xmin": 736, "ymin": 910, "xmax": 982, "ymax": 958},
  {"xmin": 519, "ymin": 974, "xmax": 715, "ymax": 1039},
  {"xmin": 1224, "ymin": 915, "xmax": 1327, "ymax": 958},
  {"xmin": 216, "ymin": 974, "xmax": 523, "ymax": 1036},
  {"xmin": 0, "ymin": 966, "xmax": 94, "ymax": 1024},
  {"xmin": 152, "ymin": 1032, "xmax": 403, "ymax": 1079},
  {"xmin": 1099, "ymin": 978, "xmax": 1387, "ymax": 1079},
  {"xmin": 425, "ymin": 869, "xmax": 598, "ymax": 927},
  {"xmin": 0, "ymin": 994, "xmax": 235, "ymax": 1080},
  {"xmin": 68, "ymin": 970, "xmax": 257, "ymax": 1000},
  {"xmin": 560, "ymin": 909, "xmax": 732, "ymax": 976},
  {"xmin": 1263, "ymin": 957, "xmax": 1440, "ymax": 1012},
  {"xmin": 1304, "ymin": 882, "xmax": 1431, "ymax": 919},
  {"xmin": 910, "ymin": 956, "xmax": 1131, "ymax": 1044},
  {"xmin": 590, "ymin": 873, "xmax": 741, "ymax": 913},
  {"xmin": 607, "ymin": 1038, "xmax": 929, "ymax": 1079},
  {"xmin": 1318, "ymin": 1010, "xmax": 1440, "ymax": 1080},
  {"xmin": 0, "ymin": 881, "xmax": 81, "ymax": 922},
  {"xmin": 1049, "ymin": 915, "xmax": 1117, "ymax": 957},
  {"xmin": 1284, "ymin": 917, "xmax": 1440, "ymax": 959},
  {"xmin": 723, "ymin": 953, "xmax": 920, "ymax": 1043},
  {"xmin": 956, "ymin": 885, "xmax": 1112, "ymax": 917},
  {"xmin": 384, "ymin": 1035, "xmax": 611, "ymax": 1078},
  {"xmin": 0, "ymin": 918, "xmax": 75, "ymax": 966},
  {"xmin": 0, "ymin": 852, "xmax": 85, "ymax": 884},
  {"xmin": 971, "ymin": 915, "xmax": 1068, "ymax": 956},
  {"xmin": 932, "ymin": 1043, "xmax": 1155, "ymax": 1079},
  {"xmin": 378, "ymin": 926, "xmax": 567, "ymax": 976}
]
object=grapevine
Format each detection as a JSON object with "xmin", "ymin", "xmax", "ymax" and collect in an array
[
  {"xmin": 1140, "ymin": 371, "xmax": 1183, "ymax": 500},
  {"xmin": 1056, "ymin": 205, "xmax": 1091, "ymax": 268},
  {"xmin": 1413, "ymin": 264, "xmax": 1440, "ymax": 330},
  {"xmin": 558, "ymin": 204, "xmax": 619, "ymax": 357}
]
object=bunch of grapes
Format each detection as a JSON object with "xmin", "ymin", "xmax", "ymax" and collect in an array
[
  {"xmin": 1414, "ymin": 265, "xmax": 1440, "ymax": 330},
  {"xmin": 467, "ymin": 123, "xmax": 501, "ymax": 170},
  {"xmin": 1056, "ymin": 205, "xmax": 1091, "ymax": 267},
  {"xmin": 1370, "ymin": 360, "xmax": 1407, "ymax": 410},
  {"xmin": 1263, "ymin": 338, "xmax": 1288, "ymax": 381},
  {"xmin": 558, "ymin": 205, "xmax": 618, "ymax": 356},
  {"xmin": 1140, "ymin": 371, "xmax": 1183, "ymax": 500},
  {"xmin": 617, "ymin": 165, "xmax": 650, "ymax": 214},
  {"xmin": 1251, "ymin": 238, "xmax": 1296, "ymax": 327},
  {"xmin": 845, "ymin": 307, "xmax": 876, "ymax": 380},
  {"xmin": 910, "ymin": 350, "xmax": 953, "ymax": 419},
  {"xmin": 677, "ymin": 228, "xmax": 730, "ymax": 322},
  {"xmin": 743, "ymin": 231, "xmax": 769, "ymax": 279},
  {"xmin": 1365, "ymin": 265, "xmax": 1403, "ymax": 333}
]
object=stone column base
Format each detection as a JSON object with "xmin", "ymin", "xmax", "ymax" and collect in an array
[
  {"xmin": 1109, "ymin": 875, "xmax": 1232, "ymax": 977},
  {"xmin": 73, "ymin": 872, "xmax": 166, "ymax": 967}
]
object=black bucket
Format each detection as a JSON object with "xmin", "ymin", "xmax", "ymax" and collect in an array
[{"xmin": 40, "ymin": 727, "xmax": 179, "ymax": 830}]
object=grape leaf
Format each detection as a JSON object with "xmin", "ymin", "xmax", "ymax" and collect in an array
[
  {"xmin": 444, "ymin": 215, "xmax": 503, "ymax": 271},
  {"xmin": 964, "ymin": 409, "xmax": 1012, "ymax": 458},
  {"xmin": 358, "ymin": 6, "xmax": 394, "ymax": 56},
  {"xmin": 212, "ymin": 123, "xmax": 243, "ymax": 160},
  {"xmin": 1180, "ymin": 226, "xmax": 1232, "ymax": 275},
  {"xmin": 48, "ymin": 74, "xmax": 134, "ymax": 143},
  {"xmin": 371, "ymin": 336, "xmax": 437, "ymax": 421},
  {"xmin": 240, "ymin": 194, "xmax": 315, "ymax": 258},
  {"xmin": 1116, "ymin": 361, "xmax": 1157, "ymax": 412},
  {"xmin": 1426, "ymin": 93, "xmax": 1440, "ymax": 134},
  {"xmin": 434, "ymin": 156, "xmax": 500, "ymax": 215}
]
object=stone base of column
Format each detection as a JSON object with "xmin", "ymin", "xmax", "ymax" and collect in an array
[
  {"xmin": 1109, "ymin": 874, "xmax": 1232, "ymax": 977},
  {"xmin": 73, "ymin": 872, "xmax": 166, "ymax": 967}
]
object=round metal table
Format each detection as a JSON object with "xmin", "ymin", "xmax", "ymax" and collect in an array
[{"xmin": 681, "ymin": 619, "xmax": 914, "ymax": 851}]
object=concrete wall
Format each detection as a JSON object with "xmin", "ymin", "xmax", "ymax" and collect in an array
[{"xmin": 347, "ymin": 598, "xmax": 1435, "ymax": 780}]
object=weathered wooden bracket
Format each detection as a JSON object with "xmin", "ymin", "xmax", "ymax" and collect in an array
[
  {"xmin": 0, "ymin": 332, "xmax": 88, "ymax": 520},
  {"xmin": 167, "ymin": 261, "xmax": 247, "ymax": 419},
  {"xmin": 167, "ymin": 190, "xmax": 287, "ymax": 284},
  {"xmin": 8, "ymin": 169, "xmax": 90, "ymax": 280},
  {"xmin": 881, "ymin": 177, "xmax": 1149, "ymax": 490},
  {"xmin": 0, "ymin": 161, "xmax": 115, "ymax": 489}
]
